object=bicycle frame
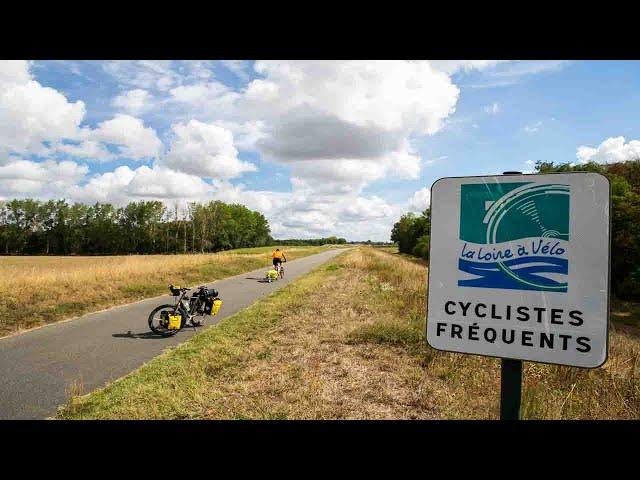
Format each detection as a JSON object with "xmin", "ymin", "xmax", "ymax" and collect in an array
[
  {"xmin": 174, "ymin": 290, "xmax": 191, "ymax": 311},
  {"xmin": 173, "ymin": 287, "xmax": 212, "ymax": 318}
]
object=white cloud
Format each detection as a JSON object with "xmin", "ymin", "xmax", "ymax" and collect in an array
[
  {"xmin": 0, "ymin": 60, "xmax": 86, "ymax": 156},
  {"xmin": 257, "ymin": 108, "xmax": 402, "ymax": 161},
  {"xmin": 408, "ymin": 187, "xmax": 431, "ymax": 212},
  {"xmin": 217, "ymin": 60, "xmax": 475, "ymax": 238},
  {"xmin": 68, "ymin": 167, "xmax": 283, "ymax": 226},
  {"xmin": 208, "ymin": 178, "xmax": 401, "ymax": 241},
  {"xmin": 125, "ymin": 166, "xmax": 212, "ymax": 199},
  {"xmin": 0, "ymin": 158, "xmax": 88, "ymax": 198},
  {"xmin": 62, "ymin": 157, "xmax": 402, "ymax": 242},
  {"xmin": 70, "ymin": 165, "xmax": 135, "ymax": 203},
  {"xmin": 490, "ymin": 61, "xmax": 567, "ymax": 79},
  {"xmin": 0, "ymin": 60, "xmax": 32, "ymax": 86},
  {"xmin": 54, "ymin": 139, "xmax": 112, "ymax": 162},
  {"xmin": 213, "ymin": 120, "xmax": 267, "ymax": 151},
  {"xmin": 0, "ymin": 62, "xmax": 165, "ymax": 163},
  {"xmin": 386, "ymin": 147, "xmax": 422, "ymax": 179},
  {"xmin": 169, "ymin": 81, "xmax": 236, "ymax": 106},
  {"xmin": 430, "ymin": 60, "xmax": 502, "ymax": 75},
  {"xmin": 232, "ymin": 60, "xmax": 464, "ymax": 219},
  {"xmin": 70, "ymin": 164, "xmax": 212, "ymax": 205},
  {"xmin": 50, "ymin": 114, "xmax": 162, "ymax": 163},
  {"xmin": 287, "ymin": 151, "xmax": 419, "ymax": 198},
  {"xmin": 266, "ymin": 191, "xmax": 398, "ymax": 241},
  {"xmin": 245, "ymin": 60, "xmax": 459, "ymax": 134},
  {"xmin": 484, "ymin": 103, "xmax": 500, "ymax": 115},
  {"xmin": 577, "ymin": 136, "xmax": 640, "ymax": 164},
  {"xmin": 160, "ymin": 120, "xmax": 256, "ymax": 179},
  {"xmin": 462, "ymin": 61, "xmax": 569, "ymax": 89},
  {"xmin": 221, "ymin": 60, "xmax": 250, "ymax": 81},
  {"xmin": 175, "ymin": 61, "xmax": 215, "ymax": 82},
  {"xmin": 102, "ymin": 61, "xmax": 181, "ymax": 92},
  {"xmin": 89, "ymin": 114, "xmax": 162, "ymax": 159},
  {"xmin": 523, "ymin": 159, "xmax": 536, "ymax": 174},
  {"xmin": 524, "ymin": 121, "xmax": 543, "ymax": 134},
  {"xmin": 103, "ymin": 61, "xmax": 216, "ymax": 92},
  {"xmin": 112, "ymin": 89, "xmax": 153, "ymax": 115},
  {"xmin": 166, "ymin": 81, "xmax": 241, "ymax": 121},
  {"xmin": 425, "ymin": 155, "xmax": 447, "ymax": 166},
  {"xmin": 342, "ymin": 196, "xmax": 392, "ymax": 221}
]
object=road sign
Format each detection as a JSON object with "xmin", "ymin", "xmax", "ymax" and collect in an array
[{"xmin": 426, "ymin": 172, "xmax": 610, "ymax": 368}]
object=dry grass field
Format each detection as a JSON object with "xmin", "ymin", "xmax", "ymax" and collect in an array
[
  {"xmin": 58, "ymin": 247, "xmax": 640, "ymax": 419},
  {"xmin": 0, "ymin": 246, "xmax": 332, "ymax": 337}
]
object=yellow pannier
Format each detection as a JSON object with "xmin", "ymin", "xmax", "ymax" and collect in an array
[
  {"xmin": 211, "ymin": 299, "xmax": 223, "ymax": 316},
  {"xmin": 168, "ymin": 314, "xmax": 182, "ymax": 330}
]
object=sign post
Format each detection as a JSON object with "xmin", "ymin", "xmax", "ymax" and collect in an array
[
  {"xmin": 500, "ymin": 358, "xmax": 522, "ymax": 420},
  {"xmin": 500, "ymin": 171, "xmax": 523, "ymax": 421},
  {"xmin": 426, "ymin": 172, "xmax": 611, "ymax": 419}
]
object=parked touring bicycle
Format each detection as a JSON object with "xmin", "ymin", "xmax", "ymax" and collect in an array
[{"xmin": 147, "ymin": 284, "xmax": 222, "ymax": 337}]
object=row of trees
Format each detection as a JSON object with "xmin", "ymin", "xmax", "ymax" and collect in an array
[
  {"xmin": 389, "ymin": 159, "xmax": 640, "ymax": 300},
  {"xmin": 347, "ymin": 240, "xmax": 394, "ymax": 246},
  {"xmin": 0, "ymin": 199, "xmax": 272, "ymax": 255},
  {"xmin": 273, "ymin": 237, "xmax": 347, "ymax": 246}
]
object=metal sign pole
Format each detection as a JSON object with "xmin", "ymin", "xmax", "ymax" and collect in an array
[
  {"xmin": 500, "ymin": 358, "xmax": 522, "ymax": 420},
  {"xmin": 500, "ymin": 171, "xmax": 524, "ymax": 420}
]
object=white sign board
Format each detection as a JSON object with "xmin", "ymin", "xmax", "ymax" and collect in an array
[{"xmin": 426, "ymin": 173, "xmax": 610, "ymax": 368}]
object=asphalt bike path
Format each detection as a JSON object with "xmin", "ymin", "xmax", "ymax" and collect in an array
[{"xmin": 0, "ymin": 248, "xmax": 347, "ymax": 419}]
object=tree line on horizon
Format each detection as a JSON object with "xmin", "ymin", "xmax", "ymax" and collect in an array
[
  {"xmin": 390, "ymin": 158, "xmax": 640, "ymax": 300},
  {"xmin": 0, "ymin": 198, "xmax": 371, "ymax": 256},
  {"xmin": 0, "ymin": 199, "xmax": 273, "ymax": 255},
  {"xmin": 271, "ymin": 237, "xmax": 348, "ymax": 246}
]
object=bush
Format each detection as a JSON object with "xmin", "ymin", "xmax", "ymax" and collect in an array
[
  {"xmin": 617, "ymin": 268, "xmax": 640, "ymax": 300},
  {"xmin": 391, "ymin": 210, "xmax": 430, "ymax": 256},
  {"xmin": 412, "ymin": 234, "xmax": 430, "ymax": 261}
]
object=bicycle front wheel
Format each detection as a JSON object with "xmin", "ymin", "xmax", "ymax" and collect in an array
[{"xmin": 148, "ymin": 304, "xmax": 180, "ymax": 337}]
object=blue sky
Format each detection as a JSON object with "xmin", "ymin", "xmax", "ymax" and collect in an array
[
  {"xmin": 1, "ymin": 60, "xmax": 639, "ymax": 240},
  {"xmin": 367, "ymin": 60, "xmax": 640, "ymax": 204}
]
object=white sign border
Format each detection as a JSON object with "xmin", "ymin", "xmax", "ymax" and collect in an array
[{"xmin": 425, "ymin": 171, "xmax": 611, "ymax": 369}]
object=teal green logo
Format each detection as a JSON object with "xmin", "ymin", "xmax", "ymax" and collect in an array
[{"xmin": 458, "ymin": 182, "xmax": 570, "ymax": 292}]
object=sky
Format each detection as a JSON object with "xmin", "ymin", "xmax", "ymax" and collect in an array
[{"xmin": 1, "ymin": 60, "xmax": 639, "ymax": 241}]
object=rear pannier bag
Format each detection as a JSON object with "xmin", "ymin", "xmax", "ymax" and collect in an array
[{"xmin": 204, "ymin": 297, "xmax": 223, "ymax": 315}]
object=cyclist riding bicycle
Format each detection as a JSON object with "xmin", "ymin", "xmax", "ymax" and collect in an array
[{"xmin": 272, "ymin": 248, "xmax": 287, "ymax": 271}]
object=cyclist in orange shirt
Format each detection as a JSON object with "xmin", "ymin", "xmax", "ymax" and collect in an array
[{"xmin": 271, "ymin": 248, "xmax": 287, "ymax": 271}]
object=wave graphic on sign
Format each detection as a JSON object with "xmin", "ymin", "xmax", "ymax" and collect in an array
[
  {"xmin": 483, "ymin": 184, "xmax": 570, "ymax": 244},
  {"xmin": 458, "ymin": 256, "xmax": 568, "ymax": 291}
]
